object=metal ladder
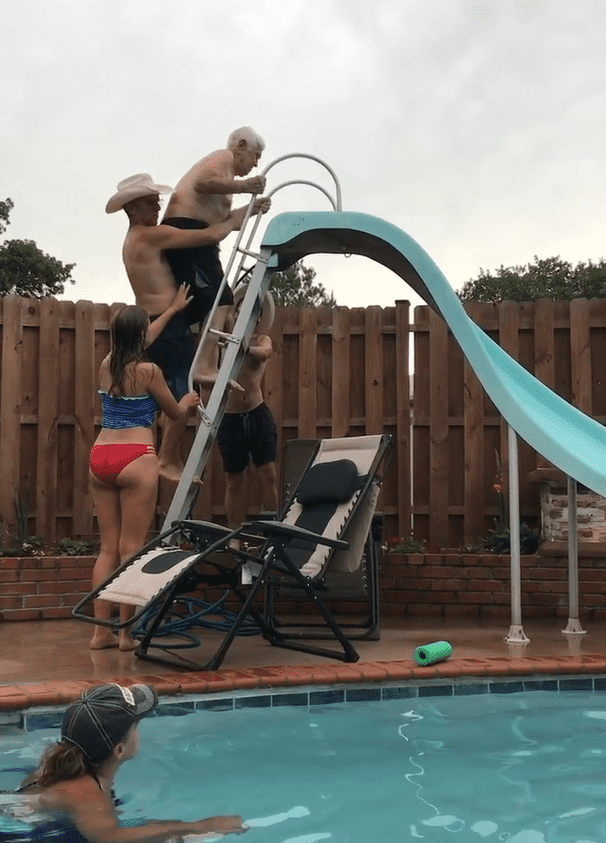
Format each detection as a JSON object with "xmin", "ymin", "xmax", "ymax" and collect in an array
[{"xmin": 161, "ymin": 153, "xmax": 342, "ymax": 531}]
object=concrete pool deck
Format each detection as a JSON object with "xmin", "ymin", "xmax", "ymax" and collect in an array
[{"xmin": 1, "ymin": 617, "xmax": 606, "ymax": 710}]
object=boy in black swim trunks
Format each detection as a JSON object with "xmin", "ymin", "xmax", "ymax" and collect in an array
[{"xmin": 199, "ymin": 287, "xmax": 278, "ymax": 533}]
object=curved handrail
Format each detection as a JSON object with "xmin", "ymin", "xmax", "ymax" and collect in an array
[
  {"xmin": 266, "ymin": 180, "xmax": 339, "ymax": 210},
  {"xmin": 187, "ymin": 154, "xmax": 342, "ymax": 392},
  {"xmin": 261, "ymin": 153, "xmax": 343, "ymax": 210}
]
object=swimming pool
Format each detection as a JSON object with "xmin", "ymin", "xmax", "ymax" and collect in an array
[{"xmin": 2, "ymin": 682, "xmax": 606, "ymax": 842}]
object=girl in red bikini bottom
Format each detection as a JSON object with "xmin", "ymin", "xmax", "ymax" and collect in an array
[
  {"xmin": 89, "ymin": 443, "xmax": 157, "ymax": 482},
  {"xmin": 88, "ymin": 305, "xmax": 199, "ymax": 651}
]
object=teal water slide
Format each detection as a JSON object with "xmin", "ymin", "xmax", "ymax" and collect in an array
[{"xmin": 261, "ymin": 211, "xmax": 606, "ymax": 497}]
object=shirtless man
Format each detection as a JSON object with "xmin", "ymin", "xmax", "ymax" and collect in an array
[
  {"xmin": 105, "ymin": 173, "xmax": 267, "ymax": 480},
  {"xmin": 199, "ymin": 288, "xmax": 278, "ymax": 531},
  {"xmin": 161, "ymin": 127, "xmax": 270, "ymax": 363}
]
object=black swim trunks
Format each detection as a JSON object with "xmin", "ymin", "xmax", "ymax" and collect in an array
[
  {"xmin": 162, "ymin": 217, "xmax": 234, "ymax": 325},
  {"xmin": 217, "ymin": 403, "xmax": 278, "ymax": 474},
  {"xmin": 146, "ymin": 311, "xmax": 195, "ymax": 401}
]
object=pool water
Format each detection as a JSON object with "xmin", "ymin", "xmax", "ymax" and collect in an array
[{"xmin": 2, "ymin": 690, "xmax": 606, "ymax": 842}]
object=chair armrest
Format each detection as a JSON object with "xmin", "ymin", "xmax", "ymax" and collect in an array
[
  {"xmin": 243, "ymin": 519, "xmax": 349, "ymax": 551},
  {"xmin": 177, "ymin": 520, "xmax": 233, "ymax": 538}
]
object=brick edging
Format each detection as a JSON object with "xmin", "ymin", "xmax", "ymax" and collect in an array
[
  {"xmin": 2, "ymin": 655, "xmax": 606, "ymax": 712},
  {"xmin": 0, "ymin": 556, "xmax": 95, "ymax": 621}
]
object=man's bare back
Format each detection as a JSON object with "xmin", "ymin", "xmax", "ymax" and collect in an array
[
  {"xmin": 119, "ymin": 195, "xmax": 249, "ymax": 317},
  {"xmin": 122, "ymin": 221, "xmax": 179, "ymax": 316},
  {"xmin": 164, "ymin": 149, "xmax": 236, "ymax": 225},
  {"xmin": 163, "ymin": 129, "xmax": 267, "ymax": 226}
]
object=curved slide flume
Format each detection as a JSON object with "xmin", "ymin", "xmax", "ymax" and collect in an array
[{"xmin": 262, "ymin": 211, "xmax": 606, "ymax": 496}]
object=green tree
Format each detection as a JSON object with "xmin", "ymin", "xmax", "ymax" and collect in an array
[
  {"xmin": 0, "ymin": 198, "xmax": 13, "ymax": 237},
  {"xmin": 270, "ymin": 260, "xmax": 337, "ymax": 307},
  {"xmin": 0, "ymin": 198, "xmax": 75, "ymax": 298},
  {"xmin": 458, "ymin": 255, "xmax": 606, "ymax": 303}
]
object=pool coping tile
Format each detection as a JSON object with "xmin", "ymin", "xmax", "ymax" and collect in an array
[
  {"xmin": 204, "ymin": 670, "xmax": 262, "ymax": 690},
  {"xmin": 5, "ymin": 655, "xmax": 606, "ymax": 712},
  {"xmin": 349, "ymin": 662, "xmax": 392, "ymax": 681},
  {"xmin": 161, "ymin": 674, "xmax": 216, "ymax": 694},
  {"xmin": 107, "ymin": 675, "xmax": 183, "ymax": 695}
]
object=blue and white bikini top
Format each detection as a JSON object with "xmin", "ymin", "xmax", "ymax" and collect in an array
[{"xmin": 99, "ymin": 391, "xmax": 159, "ymax": 429}]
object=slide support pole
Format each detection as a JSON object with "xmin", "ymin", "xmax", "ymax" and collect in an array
[
  {"xmin": 505, "ymin": 425, "xmax": 530, "ymax": 644},
  {"xmin": 563, "ymin": 476, "xmax": 585, "ymax": 635}
]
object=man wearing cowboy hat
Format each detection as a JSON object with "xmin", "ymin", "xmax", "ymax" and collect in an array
[{"xmin": 105, "ymin": 172, "xmax": 264, "ymax": 481}]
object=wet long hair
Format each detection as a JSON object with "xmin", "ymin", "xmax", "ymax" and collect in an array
[
  {"xmin": 35, "ymin": 741, "xmax": 105, "ymax": 788},
  {"xmin": 108, "ymin": 305, "xmax": 149, "ymax": 396}
]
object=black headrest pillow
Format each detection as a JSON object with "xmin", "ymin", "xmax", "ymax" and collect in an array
[{"xmin": 296, "ymin": 459, "xmax": 361, "ymax": 506}]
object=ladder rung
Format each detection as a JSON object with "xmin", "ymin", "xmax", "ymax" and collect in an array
[
  {"xmin": 208, "ymin": 329, "xmax": 241, "ymax": 344},
  {"xmin": 199, "ymin": 408, "xmax": 213, "ymax": 427},
  {"xmin": 237, "ymin": 247, "xmax": 267, "ymax": 261},
  {"xmin": 162, "ymin": 242, "xmax": 272, "ymax": 531}
]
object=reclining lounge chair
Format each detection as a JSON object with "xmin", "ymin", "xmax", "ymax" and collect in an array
[
  {"xmin": 72, "ymin": 433, "xmax": 392, "ymax": 671},
  {"xmin": 263, "ymin": 434, "xmax": 391, "ymax": 644}
]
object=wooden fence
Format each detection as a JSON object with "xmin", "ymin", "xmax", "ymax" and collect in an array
[
  {"xmin": 1, "ymin": 295, "xmax": 605, "ymax": 550},
  {"xmin": 414, "ymin": 298, "xmax": 606, "ymax": 549}
]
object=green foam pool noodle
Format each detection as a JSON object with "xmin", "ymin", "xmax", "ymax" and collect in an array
[{"xmin": 414, "ymin": 640, "xmax": 452, "ymax": 666}]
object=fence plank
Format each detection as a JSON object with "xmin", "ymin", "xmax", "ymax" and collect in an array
[
  {"xmin": 428, "ymin": 309, "xmax": 449, "ymax": 547},
  {"xmin": 298, "ymin": 308, "xmax": 317, "ymax": 438},
  {"xmin": 412, "ymin": 307, "xmax": 430, "ymax": 542},
  {"xmin": 331, "ymin": 307, "xmax": 351, "ymax": 437},
  {"xmin": 395, "ymin": 300, "xmax": 410, "ymax": 539},
  {"xmin": 570, "ymin": 298, "xmax": 592, "ymax": 414},
  {"xmin": 0, "ymin": 296, "xmax": 25, "ymax": 541},
  {"xmin": 463, "ymin": 355, "xmax": 485, "ymax": 545},
  {"xmin": 365, "ymin": 306, "xmax": 383, "ymax": 434},
  {"xmin": 534, "ymin": 299, "xmax": 555, "ymax": 387},
  {"xmin": 35, "ymin": 298, "xmax": 61, "ymax": 543},
  {"xmin": 534, "ymin": 299, "xmax": 555, "ymax": 471},
  {"xmin": 263, "ymin": 301, "xmax": 283, "ymax": 438},
  {"xmin": 72, "ymin": 301, "xmax": 97, "ymax": 536}
]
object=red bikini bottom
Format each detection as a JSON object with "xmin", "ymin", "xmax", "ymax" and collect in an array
[{"xmin": 89, "ymin": 443, "xmax": 156, "ymax": 482}]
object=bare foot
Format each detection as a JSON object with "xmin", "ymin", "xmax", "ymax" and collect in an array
[
  {"xmin": 90, "ymin": 633, "xmax": 118, "ymax": 650},
  {"xmin": 118, "ymin": 634, "xmax": 139, "ymax": 652}
]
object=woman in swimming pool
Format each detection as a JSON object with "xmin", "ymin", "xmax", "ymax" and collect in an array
[
  {"xmin": 89, "ymin": 302, "xmax": 200, "ymax": 651},
  {"xmin": 16, "ymin": 683, "xmax": 247, "ymax": 842}
]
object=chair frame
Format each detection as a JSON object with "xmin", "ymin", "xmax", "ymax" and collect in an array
[
  {"xmin": 263, "ymin": 511, "xmax": 384, "ymax": 642},
  {"xmin": 263, "ymin": 434, "xmax": 392, "ymax": 642},
  {"xmin": 72, "ymin": 434, "xmax": 392, "ymax": 671}
]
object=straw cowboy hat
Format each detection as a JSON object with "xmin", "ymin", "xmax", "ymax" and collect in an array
[
  {"xmin": 233, "ymin": 283, "xmax": 275, "ymax": 335},
  {"xmin": 105, "ymin": 173, "xmax": 172, "ymax": 214}
]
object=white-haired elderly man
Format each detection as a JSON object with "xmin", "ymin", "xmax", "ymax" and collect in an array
[{"xmin": 161, "ymin": 126, "xmax": 271, "ymax": 327}]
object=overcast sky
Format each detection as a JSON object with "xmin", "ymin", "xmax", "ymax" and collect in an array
[{"xmin": 3, "ymin": 0, "xmax": 606, "ymax": 310}]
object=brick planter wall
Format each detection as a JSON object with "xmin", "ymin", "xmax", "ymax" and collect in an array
[
  {"xmin": 381, "ymin": 550, "xmax": 606, "ymax": 622},
  {"xmin": 2, "ymin": 549, "xmax": 605, "ymax": 624},
  {"xmin": 0, "ymin": 556, "xmax": 94, "ymax": 621}
]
